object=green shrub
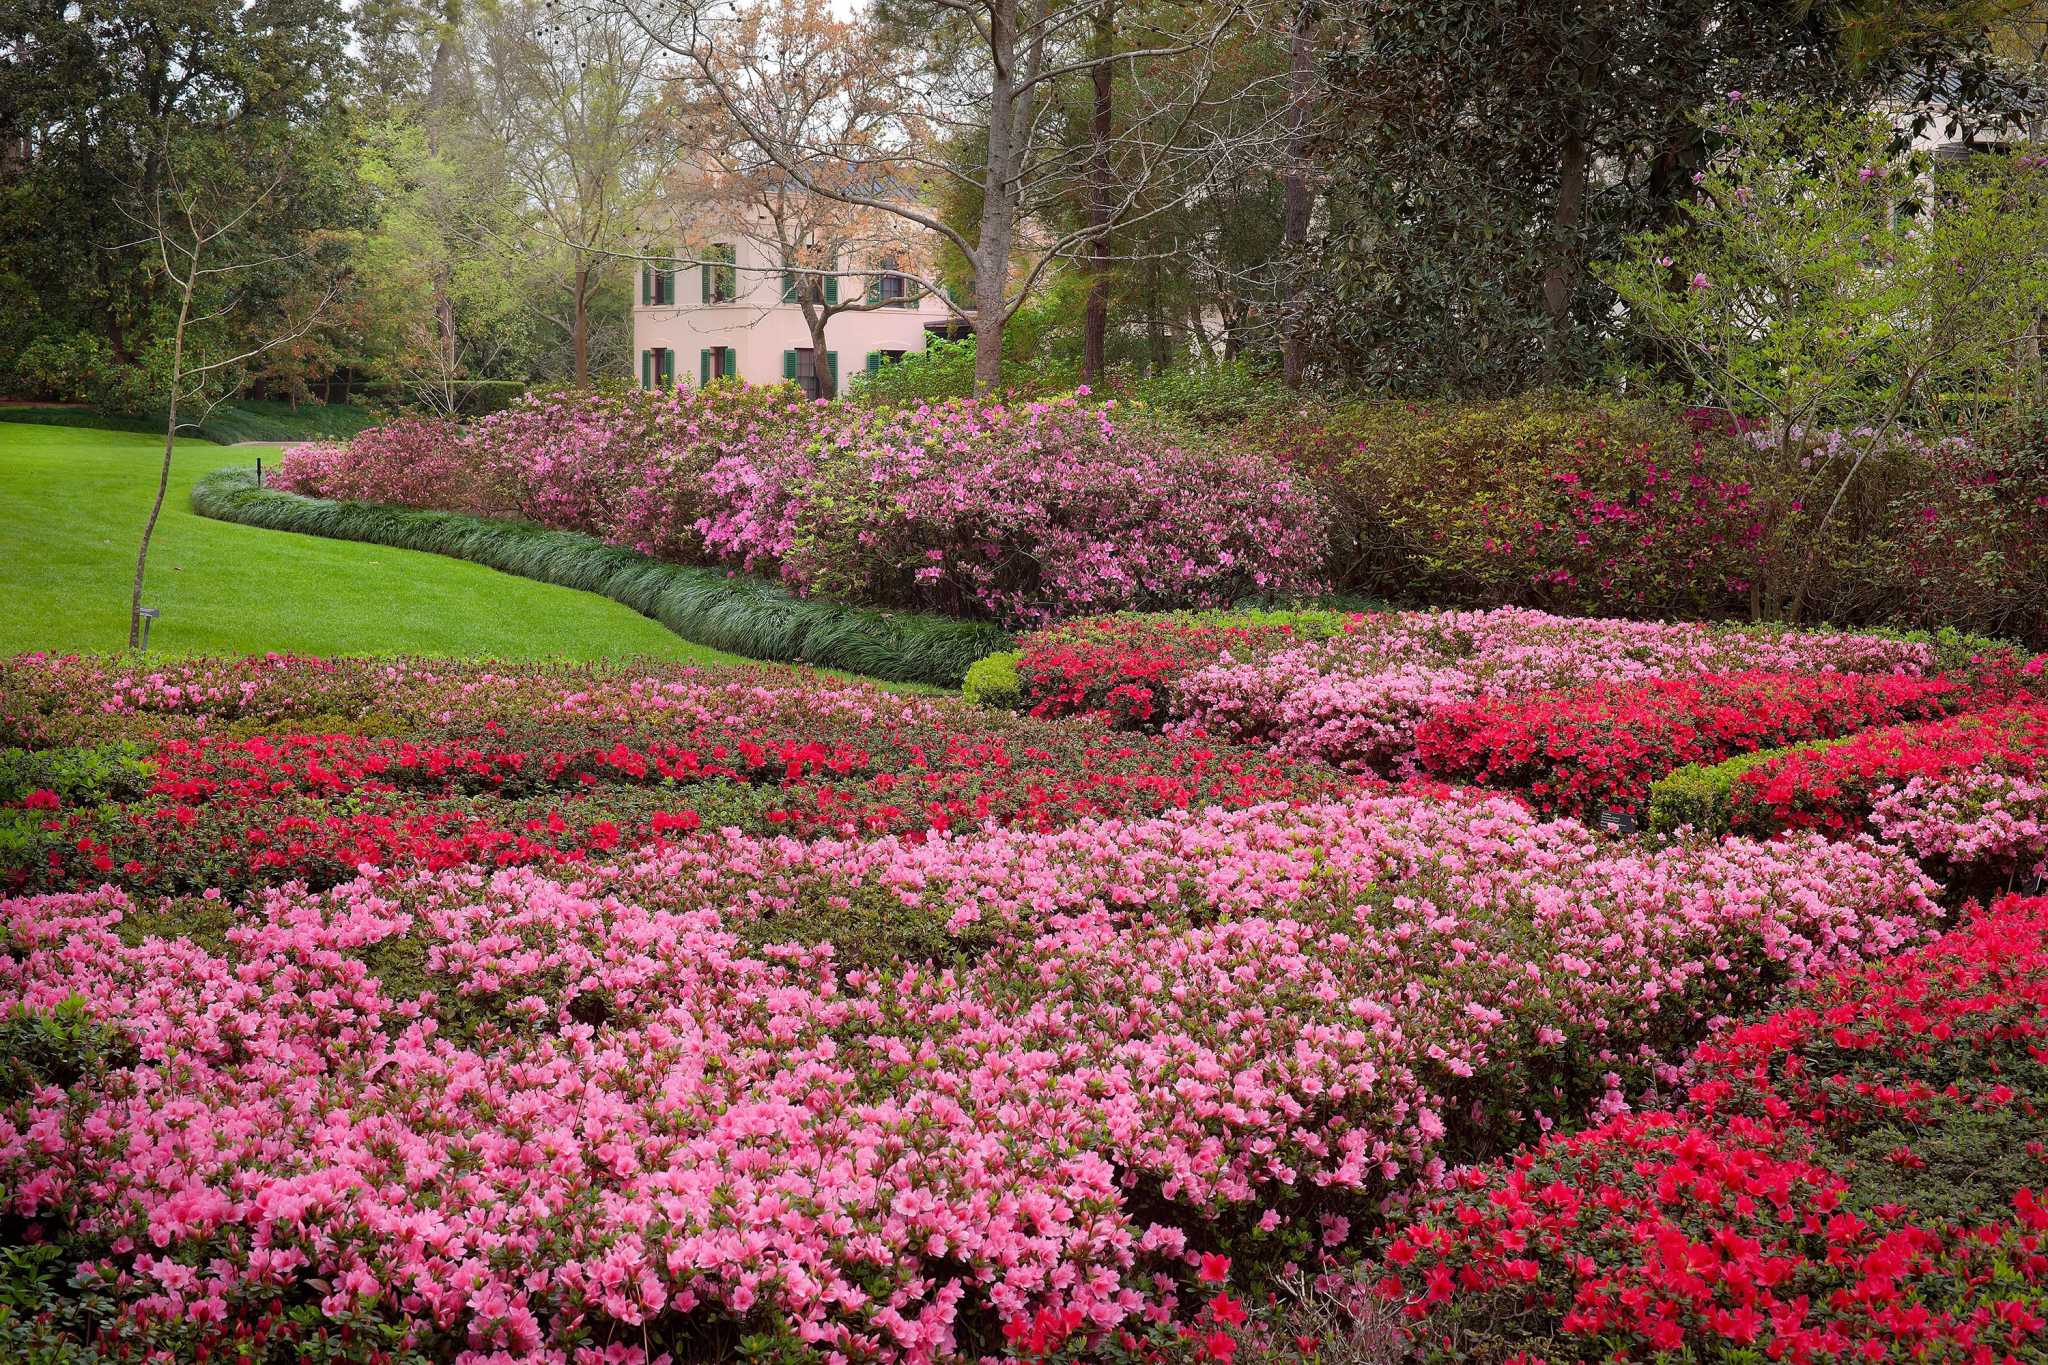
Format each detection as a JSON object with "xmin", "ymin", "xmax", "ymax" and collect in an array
[
  {"xmin": 1647, "ymin": 736, "xmax": 1854, "ymax": 836},
  {"xmin": 190, "ymin": 467, "xmax": 1008, "ymax": 686},
  {"xmin": 1130, "ymin": 360, "xmax": 1289, "ymax": 429},
  {"xmin": 0, "ymin": 994, "xmax": 137, "ymax": 1100},
  {"xmin": 847, "ymin": 335, "xmax": 1079, "ymax": 406},
  {"xmin": 9, "ymin": 333, "xmax": 109, "ymax": 404},
  {"xmin": 961, "ymin": 651, "xmax": 1022, "ymax": 709},
  {"xmin": 0, "ymin": 744, "xmax": 152, "ymax": 808}
]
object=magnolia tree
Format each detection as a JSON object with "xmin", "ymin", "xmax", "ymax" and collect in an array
[
  {"xmin": 1607, "ymin": 98, "xmax": 2048, "ymax": 619},
  {"xmin": 615, "ymin": 0, "xmax": 1294, "ymax": 393}
]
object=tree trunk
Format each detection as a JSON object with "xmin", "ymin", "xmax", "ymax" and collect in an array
[
  {"xmin": 1081, "ymin": 0, "xmax": 1116, "ymax": 386},
  {"xmin": 132, "ymin": 275, "xmax": 193, "ymax": 649},
  {"xmin": 1279, "ymin": 0, "xmax": 1315, "ymax": 389},
  {"xmin": 573, "ymin": 264, "xmax": 591, "ymax": 388},
  {"xmin": 1541, "ymin": 118, "xmax": 1589, "ymax": 364},
  {"xmin": 972, "ymin": 0, "xmax": 1023, "ymax": 395},
  {"xmin": 810, "ymin": 311, "xmax": 836, "ymax": 399}
]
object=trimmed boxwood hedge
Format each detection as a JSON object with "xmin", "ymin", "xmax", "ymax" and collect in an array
[
  {"xmin": 1645, "ymin": 735, "xmax": 1857, "ymax": 837},
  {"xmin": 191, "ymin": 467, "xmax": 1009, "ymax": 686}
]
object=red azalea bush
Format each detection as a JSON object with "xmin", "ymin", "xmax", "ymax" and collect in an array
[
  {"xmin": 1728, "ymin": 703, "xmax": 2048, "ymax": 838},
  {"xmin": 1372, "ymin": 896, "xmax": 2048, "ymax": 1364},
  {"xmin": 1416, "ymin": 671, "xmax": 1970, "ymax": 820}
]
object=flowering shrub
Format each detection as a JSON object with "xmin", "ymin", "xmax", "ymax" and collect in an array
[
  {"xmin": 275, "ymin": 417, "xmax": 485, "ymax": 512},
  {"xmin": 1727, "ymin": 702, "xmax": 2048, "ymax": 838},
  {"xmin": 1009, "ymin": 610, "xmax": 1351, "ymax": 728},
  {"xmin": 278, "ymin": 390, "xmax": 1326, "ymax": 623},
  {"xmin": 1416, "ymin": 671, "xmax": 1969, "ymax": 820},
  {"xmin": 1870, "ymin": 770, "xmax": 2048, "ymax": 894},
  {"xmin": 0, "ymin": 661, "xmax": 1351, "ymax": 895},
  {"xmin": 0, "ymin": 789, "xmax": 1940, "ymax": 1362},
  {"xmin": 1373, "ymin": 897, "xmax": 2048, "ymax": 1363},
  {"xmin": 1166, "ymin": 608, "xmax": 1941, "ymax": 774}
]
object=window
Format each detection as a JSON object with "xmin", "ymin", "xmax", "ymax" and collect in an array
[
  {"xmin": 699, "ymin": 346, "xmax": 737, "ymax": 385},
  {"xmin": 864, "ymin": 349, "xmax": 909, "ymax": 375},
  {"xmin": 640, "ymin": 347, "xmax": 675, "ymax": 389},
  {"xmin": 644, "ymin": 260, "xmax": 676, "ymax": 307},
  {"xmin": 869, "ymin": 256, "xmax": 912, "ymax": 306},
  {"xmin": 783, "ymin": 347, "xmax": 839, "ymax": 399},
  {"xmin": 702, "ymin": 245, "xmax": 736, "ymax": 304},
  {"xmin": 782, "ymin": 253, "xmax": 838, "ymax": 305}
]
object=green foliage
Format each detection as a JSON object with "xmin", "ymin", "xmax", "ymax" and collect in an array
[
  {"xmin": 0, "ymin": 400, "xmax": 378, "ymax": 444},
  {"xmin": 847, "ymin": 335, "xmax": 1079, "ymax": 405},
  {"xmin": 7, "ymin": 335, "xmax": 111, "ymax": 405},
  {"xmin": 1647, "ymin": 737, "xmax": 1853, "ymax": 836},
  {"xmin": 1129, "ymin": 360, "xmax": 1289, "ymax": 429},
  {"xmin": 191, "ymin": 467, "xmax": 1008, "ymax": 686},
  {"xmin": 0, "ymin": 994, "xmax": 137, "ymax": 1101},
  {"xmin": 732, "ymin": 879, "xmax": 1003, "ymax": 977},
  {"xmin": 962, "ymin": 651, "xmax": 1022, "ymax": 709},
  {"xmin": 0, "ymin": 745, "xmax": 153, "ymax": 808}
]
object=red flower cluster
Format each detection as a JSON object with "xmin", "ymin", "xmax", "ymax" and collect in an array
[
  {"xmin": 1375, "ymin": 897, "xmax": 2048, "ymax": 1363},
  {"xmin": 1729, "ymin": 703, "xmax": 2048, "ymax": 837},
  {"xmin": 1014, "ymin": 614, "xmax": 1342, "ymax": 728},
  {"xmin": 1417, "ymin": 671, "xmax": 1968, "ymax": 820}
]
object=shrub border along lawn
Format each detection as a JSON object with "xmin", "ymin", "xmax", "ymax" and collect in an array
[{"xmin": 190, "ymin": 467, "xmax": 1009, "ymax": 686}]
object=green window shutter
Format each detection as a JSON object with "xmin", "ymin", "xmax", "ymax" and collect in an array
[
  {"xmin": 722, "ymin": 348, "xmax": 737, "ymax": 378},
  {"xmin": 782, "ymin": 349, "xmax": 797, "ymax": 381},
  {"xmin": 781, "ymin": 268, "xmax": 796, "ymax": 303},
  {"xmin": 701, "ymin": 260, "xmax": 712, "ymax": 304},
  {"xmin": 824, "ymin": 270, "xmax": 838, "ymax": 306},
  {"xmin": 866, "ymin": 274, "xmax": 881, "ymax": 305},
  {"xmin": 640, "ymin": 349, "xmax": 652, "ymax": 389},
  {"xmin": 640, "ymin": 265, "xmax": 651, "ymax": 306},
  {"xmin": 700, "ymin": 349, "xmax": 711, "ymax": 386},
  {"xmin": 826, "ymin": 351, "xmax": 838, "ymax": 391},
  {"xmin": 865, "ymin": 350, "xmax": 881, "ymax": 375},
  {"xmin": 658, "ymin": 350, "xmax": 672, "ymax": 386}
]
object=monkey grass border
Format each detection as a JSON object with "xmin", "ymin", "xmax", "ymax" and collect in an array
[{"xmin": 190, "ymin": 466, "xmax": 1008, "ymax": 687}]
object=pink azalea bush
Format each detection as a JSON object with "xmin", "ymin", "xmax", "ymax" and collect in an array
[
  {"xmin": 275, "ymin": 417, "xmax": 487, "ymax": 513},
  {"xmin": 0, "ymin": 787, "xmax": 1941, "ymax": 1363},
  {"xmin": 1168, "ymin": 608, "xmax": 1938, "ymax": 773},
  {"xmin": 275, "ymin": 390, "xmax": 1325, "ymax": 624},
  {"xmin": 1870, "ymin": 769, "xmax": 2048, "ymax": 890}
]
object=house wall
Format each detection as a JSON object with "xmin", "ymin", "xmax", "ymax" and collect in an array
[{"xmin": 631, "ymin": 230, "xmax": 958, "ymax": 390}]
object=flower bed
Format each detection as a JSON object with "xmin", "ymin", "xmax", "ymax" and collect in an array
[
  {"xmin": 1, "ymin": 660, "xmax": 1349, "ymax": 896},
  {"xmin": 0, "ymin": 790, "xmax": 1941, "ymax": 1363},
  {"xmin": 1415, "ymin": 671, "xmax": 1969, "ymax": 821},
  {"xmin": 1162, "ymin": 608, "xmax": 1943, "ymax": 774},
  {"xmin": 1371, "ymin": 896, "xmax": 2048, "ymax": 1363},
  {"xmin": 281, "ymin": 389, "xmax": 1327, "ymax": 624}
]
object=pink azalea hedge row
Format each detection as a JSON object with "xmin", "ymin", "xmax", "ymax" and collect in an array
[
  {"xmin": 0, "ymin": 789, "xmax": 1943, "ymax": 1363},
  {"xmin": 277, "ymin": 389, "xmax": 1326, "ymax": 624}
]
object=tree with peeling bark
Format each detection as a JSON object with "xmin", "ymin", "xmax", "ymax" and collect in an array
[{"xmin": 614, "ymin": 0, "xmax": 1291, "ymax": 393}]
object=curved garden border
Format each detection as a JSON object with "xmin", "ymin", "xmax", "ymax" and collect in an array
[{"xmin": 190, "ymin": 466, "xmax": 1009, "ymax": 686}]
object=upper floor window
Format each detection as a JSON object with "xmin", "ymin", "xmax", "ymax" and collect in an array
[
  {"xmin": 702, "ymin": 244, "xmax": 736, "ymax": 304},
  {"xmin": 782, "ymin": 252, "xmax": 838, "ymax": 305},
  {"xmin": 870, "ymin": 256, "xmax": 913, "ymax": 306},
  {"xmin": 644, "ymin": 260, "xmax": 676, "ymax": 307}
]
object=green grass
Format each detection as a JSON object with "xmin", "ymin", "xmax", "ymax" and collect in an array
[
  {"xmin": 0, "ymin": 421, "xmax": 751, "ymax": 663},
  {"xmin": 0, "ymin": 400, "xmax": 378, "ymax": 445},
  {"xmin": 193, "ymin": 467, "xmax": 1009, "ymax": 686}
]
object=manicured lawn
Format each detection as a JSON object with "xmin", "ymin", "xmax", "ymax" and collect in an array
[{"xmin": 0, "ymin": 421, "xmax": 748, "ymax": 662}]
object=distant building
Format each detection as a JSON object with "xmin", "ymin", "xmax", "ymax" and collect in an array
[{"xmin": 631, "ymin": 209, "xmax": 966, "ymax": 396}]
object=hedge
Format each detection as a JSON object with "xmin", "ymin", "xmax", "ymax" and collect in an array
[{"xmin": 190, "ymin": 467, "xmax": 1009, "ymax": 686}]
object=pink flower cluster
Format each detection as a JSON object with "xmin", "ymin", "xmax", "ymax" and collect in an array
[
  {"xmin": 275, "ymin": 389, "xmax": 1326, "ymax": 624},
  {"xmin": 1871, "ymin": 770, "xmax": 2048, "ymax": 888},
  {"xmin": 0, "ymin": 790, "xmax": 1940, "ymax": 1362},
  {"xmin": 1169, "ymin": 608, "xmax": 1936, "ymax": 772}
]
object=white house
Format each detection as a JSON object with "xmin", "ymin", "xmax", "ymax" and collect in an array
[{"xmin": 632, "ymin": 225, "xmax": 965, "ymax": 396}]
